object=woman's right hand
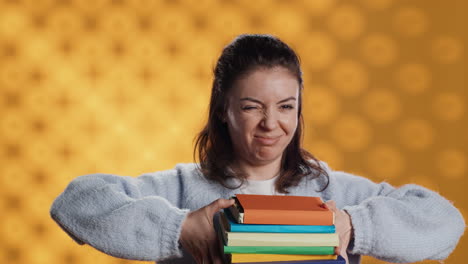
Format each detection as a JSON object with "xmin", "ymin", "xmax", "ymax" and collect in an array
[{"xmin": 180, "ymin": 198, "xmax": 235, "ymax": 264}]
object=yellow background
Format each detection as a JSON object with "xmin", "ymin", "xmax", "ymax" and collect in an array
[{"xmin": 0, "ymin": 0, "xmax": 466, "ymax": 263}]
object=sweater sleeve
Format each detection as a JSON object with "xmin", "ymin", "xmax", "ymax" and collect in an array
[
  {"xmin": 324, "ymin": 169, "xmax": 465, "ymax": 263},
  {"xmin": 50, "ymin": 165, "xmax": 191, "ymax": 261}
]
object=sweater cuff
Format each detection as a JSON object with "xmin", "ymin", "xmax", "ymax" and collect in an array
[
  {"xmin": 343, "ymin": 204, "xmax": 374, "ymax": 256},
  {"xmin": 159, "ymin": 207, "xmax": 190, "ymax": 260}
]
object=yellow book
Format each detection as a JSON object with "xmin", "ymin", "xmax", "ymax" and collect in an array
[{"xmin": 231, "ymin": 254, "xmax": 337, "ymax": 263}]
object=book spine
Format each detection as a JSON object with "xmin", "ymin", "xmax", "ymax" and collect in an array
[
  {"xmin": 230, "ymin": 224, "xmax": 335, "ymax": 233},
  {"xmin": 224, "ymin": 208, "xmax": 335, "ymax": 233},
  {"xmin": 231, "ymin": 254, "xmax": 337, "ymax": 263},
  {"xmin": 227, "ymin": 233, "xmax": 339, "ymax": 247},
  {"xmin": 232, "ymin": 255, "xmax": 345, "ymax": 264},
  {"xmin": 224, "ymin": 246, "xmax": 335, "ymax": 255},
  {"xmin": 244, "ymin": 209, "xmax": 334, "ymax": 225}
]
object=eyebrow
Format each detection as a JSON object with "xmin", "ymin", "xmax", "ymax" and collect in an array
[{"xmin": 240, "ymin": 96, "xmax": 296, "ymax": 104}]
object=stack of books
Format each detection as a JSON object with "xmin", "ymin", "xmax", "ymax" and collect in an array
[{"xmin": 215, "ymin": 194, "xmax": 346, "ymax": 264}]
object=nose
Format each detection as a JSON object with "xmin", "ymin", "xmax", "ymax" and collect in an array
[{"xmin": 260, "ymin": 109, "xmax": 279, "ymax": 130}]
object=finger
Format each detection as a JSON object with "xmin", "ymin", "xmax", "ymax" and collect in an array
[
  {"xmin": 184, "ymin": 242, "xmax": 202, "ymax": 264},
  {"xmin": 209, "ymin": 198, "xmax": 235, "ymax": 215},
  {"xmin": 207, "ymin": 241, "xmax": 221, "ymax": 264},
  {"xmin": 210, "ymin": 236, "xmax": 225, "ymax": 264},
  {"xmin": 339, "ymin": 243, "xmax": 349, "ymax": 263},
  {"xmin": 203, "ymin": 238, "xmax": 219, "ymax": 264},
  {"xmin": 197, "ymin": 242, "xmax": 209, "ymax": 264},
  {"xmin": 193, "ymin": 247, "xmax": 204, "ymax": 264},
  {"xmin": 324, "ymin": 200, "xmax": 336, "ymax": 208},
  {"xmin": 342, "ymin": 251, "xmax": 349, "ymax": 264}
]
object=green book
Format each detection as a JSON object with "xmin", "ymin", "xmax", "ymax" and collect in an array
[{"xmin": 223, "ymin": 246, "xmax": 335, "ymax": 255}]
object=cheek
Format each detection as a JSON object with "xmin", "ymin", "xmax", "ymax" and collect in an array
[
  {"xmin": 280, "ymin": 113, "xmax": 298, "ymax": 134},
  {"xmin": 227, "ymin": 112, "xmax": 258, "ymax": 137}
]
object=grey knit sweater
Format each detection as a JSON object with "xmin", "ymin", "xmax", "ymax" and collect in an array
[{"xmin": 50, "ymin": 163, "xmax": 465, "ymax": 264}]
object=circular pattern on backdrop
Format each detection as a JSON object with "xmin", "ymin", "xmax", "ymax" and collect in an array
[
  {"xmin": 0, "ymin": 165, "xmax": 29, "ymax": 194},
  {"xmin": 0, "ymin": 61, "xmax": 28, "ymax": 87},
  {"xmin": 393, "ymin": 7, "xmax": 428, "ymax": 37},
  {"xmin": 0, "ymin": 39, "xmax": 20, "ymax": 60},
  {"xmin": 309, "ymin": 141, "xmax": 343, "ymax": 169},
  {"xmin": 327, "ymin": 4, "xmax": 365, "ymax": 41},
  {"xmin": 1, "ymin": 88, "xmax": 23, "ymax": 109},
  {"xmin": 303, "ymin": 85, "xmax": 340, "ymax": 125},
  {"xmin": 437, "ymin": 149, "xmax": 466, "ymax": 179},
  {"xmin": 158, "ymin": 9, "xmax": 196, "ymax": 39},
  {"xmin": 398, "ymin": 119, "xmax": 434, "ymax": 150},
  {"xmin": 328, "ymin": 59, "xmax": 369, "ymax": 96},
  {"xmin": 267, "ymin": 7, "xmax": 306, "ymax": 39},
  {"xmin": 302, "ymin": 0, "xmax": 336, "ymax": 16},
  {"xmin": 0, "ymin": 110, "xmax": 29, "ymax": 141},
  {"xmin": 47, "ymin": 8, "xmax": 82, "ymax": 35},
  {"xmin": 24, "ymin": 139, "xmax": 57, "ymax": 168},
  {"xmin": 22, "ymin": 35, "xmax": 55, "ymax": 64},
  {"xmin": 3, "ymin": 213, "xmax": 31, "ymax": 246},
  {"xmin": 431, "ymin": 35, "xmax": 464, "ymax": 64},
  {"xmin": 0, "ymin": 8, "xmax": 27, "ymax": 37},
  {"xmin": 395, "ymin": 63, "xmax": 431, "ymax": 94},
  {"xmin": 359, "ymin": 0, "xmax": 393, "ymax": 10},
  {"xmin": 23, "ymin": 190, "xmax": 50, "ymax": 220},
  {"xmin": 0, "ymin": 2, "xmax": 466, "ymax": 264},
  {"xmin": 363, "ymin": 88, "xmax": 401, "ymax": 123},
  {"xmin": 366, "ymin": 144, "xmax": 404, "ymax": 179},
  {"xmin": 331, "ymin": 115, "xmax": 372, "ymax": 151},
  {"xmin": 433, "ymin": 92, "xmax": 465, "ymax": 121},
  {"xmin": 74, "ymin": 0, "xmax": 108, "ymax": 12},
  {"xmin": 408, "ymin": 174, "xmax": 439, "ymax": 191},
  {"xmin": 212, "ymin": 8, "xmax": 251, "ymax": 37},
  {"xmin": 361, "ymin": 34, "xmax": 398, "ymax": 67},
  {"xmin": 302, "ymin": 32, "xmax": 337, "ymax": 71},
  {"xmin": 100, "ymin": 9, "xmax": 137, "ymax": 38},
  {"xmin": 27, "ymin": 112, "xmax": 49, "ymax": 136}
]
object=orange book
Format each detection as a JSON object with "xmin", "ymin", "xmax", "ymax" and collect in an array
[{"xmin": 228, "ymin": 194, "xmax": 334, "ymax": 225}]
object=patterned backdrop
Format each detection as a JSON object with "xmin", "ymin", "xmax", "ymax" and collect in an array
[{"xmin": 0, "ymin": 0, "xmax": 466, "ymax": 263}]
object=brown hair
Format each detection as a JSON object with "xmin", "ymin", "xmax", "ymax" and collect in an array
[{"xmin": 194, "ymin": 34, "xmax": 329, "ymax": 193}]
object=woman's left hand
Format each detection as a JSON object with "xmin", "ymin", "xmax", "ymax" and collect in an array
[{"xmin": 324, "ymin": 200, "xmax": 353, "ymax": 264}]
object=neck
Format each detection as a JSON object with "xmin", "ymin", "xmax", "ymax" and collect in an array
[{"xmin": 234, "ymin": 156, "xmax": 282, "ymax": 181}]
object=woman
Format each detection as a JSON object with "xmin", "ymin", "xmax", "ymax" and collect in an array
[{"xmin": 50, "ymin": 34, "xmax": 465, "ymax": 264}]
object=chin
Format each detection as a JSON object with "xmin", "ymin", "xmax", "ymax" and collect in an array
[{"xmin": 253, "ymin": 151, "xmax": 283, "ymax": 164}]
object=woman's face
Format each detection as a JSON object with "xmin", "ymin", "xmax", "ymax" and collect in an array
[{"xmin": 225, "ymin": 66, "xmax": 299, "ymax": 166}]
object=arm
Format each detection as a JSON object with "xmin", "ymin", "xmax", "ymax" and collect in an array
[
  {"xmin": 50, "ymin": 166, "xmax": 190, "ymax": 261},
  {"xmin": 325, "ymin": 169, "xmax": 465, "ymax": 263}
]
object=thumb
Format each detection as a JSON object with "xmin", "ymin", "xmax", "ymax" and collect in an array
[
  {"xmin": 324, "ymin": 200, "xmax": 337, "ymax": 210},
  {"xmin": 208, "ymin": 198, "xmax": 235, "ymax": 214}
]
